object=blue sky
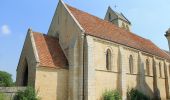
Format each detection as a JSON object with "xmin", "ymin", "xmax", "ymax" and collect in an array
[{"xmin": 0, "ymin": 0, "xmax": 170, "ymax": 80}]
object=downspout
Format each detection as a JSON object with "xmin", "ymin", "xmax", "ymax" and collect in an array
[
  {"xmin": 164, "ymin": 60, "xmax": 169, "ymax": 99},
  {"xmin": 82, "ymin": 33, "xmax": 86, "ymax": 100}
]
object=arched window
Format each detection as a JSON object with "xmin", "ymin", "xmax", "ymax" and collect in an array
[
  {"xmin": 146, "ymin": 59, "xmax": 150, "ymax": 75},
  {"xmin": 122, "ymin": 23, "xmax": 126, "ymax": 29},
  {"xmin": 109, "ymin": 13, "xmax": 111, "ymax": 21},
  {"xmin": 22, "ymin": 59, "xmax": 28, "ymax": 86},
  {"xmin": 159, "ymin": 62, "xmax": 162, "ymax": 77},
  {"xmin": 129, "ymin": 55, "xmax": 133, "ymax": 74},
  {"xmin": 106, "ymin": 49, "xmax": 112, "ymax": 70},
  {"xmin": 126, "ymin": 25, "xmax": 129, "ymax": 31}
]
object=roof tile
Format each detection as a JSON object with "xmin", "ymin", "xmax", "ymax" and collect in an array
[
  {"xmin": 32, "ymin": 32, "xmax": 68, "ymax": 68},
  {"xmin": 67, "ymin": 5, "xmax": 170, "ymax": 60}
]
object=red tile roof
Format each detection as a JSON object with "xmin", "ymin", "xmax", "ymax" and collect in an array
[
  {"xmin": 67, "ymin": 5, "xmax": 170, "ymax": 61},
  {"xmin": 32, "ymin": 32, "xmax": 68, "ymax": 68}
]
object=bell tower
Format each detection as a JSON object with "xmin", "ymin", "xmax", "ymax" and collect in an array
[
  {"xmin": 104, "ymin": 6, "xmax": 131, "ymax": 31},
  {"xmin": 165, "ymin": 28, "xmax": 170, "ymax": 51}
]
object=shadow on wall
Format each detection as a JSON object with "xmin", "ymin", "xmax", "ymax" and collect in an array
[
  {"xmin": 43, "ymin": 35, "xmax": 69, "ymax": 100},
  {"xmin": 135, "ymin": 61, "xmax": 161, "ymax": 100},
  {"xmin": 56, "ymin": 70, "xmax": 69, "ymax": 100}
]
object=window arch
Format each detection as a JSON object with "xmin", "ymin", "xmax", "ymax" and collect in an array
[
  {"xmin": 129, "ymin": 55, "xmax": 133, "ymax": 74},
  {"xmin": 159, "ymin": 62, "xmax": 162, "ymax": 77},
  {"xmin": 106, "ymin": 49, "xmax": 112, "ymax": 70},
  {"xmin": 146, "ymin": 59, "xmax": 150, "ymax": 75}
]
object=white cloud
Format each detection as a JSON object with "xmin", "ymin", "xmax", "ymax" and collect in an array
[{"xmin": 1, "ymin": 25, "xmax": 11, "ymax": 35}]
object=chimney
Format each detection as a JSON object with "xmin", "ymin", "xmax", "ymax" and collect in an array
[{"xmin": 165, "ymin": 28, "xmax": 170, "ymax": 51}]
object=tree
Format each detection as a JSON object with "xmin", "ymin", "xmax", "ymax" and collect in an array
[{"xmin": 0, "ymin": 70, "xmax": 13, "ymax": 87}]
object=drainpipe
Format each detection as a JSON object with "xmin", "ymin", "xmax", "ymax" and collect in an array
[{"xmin": 82, "ymin": 33, "xmax": 86, "ymax": 100}]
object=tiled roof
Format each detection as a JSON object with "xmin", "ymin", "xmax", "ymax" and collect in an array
[
  {"xmin": 67, "ymin": 5, "xmax": 170, "ymax": 61},
  {"xmin": 163, "ymin": 50, "xmax": 170, "ymax": 56},
  {"xmin": 32, "ymin": 32, "xmax": 68, "ymax": 68}
]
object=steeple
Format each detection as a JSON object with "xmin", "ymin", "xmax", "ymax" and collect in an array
[
  {"xmin": 104, "ymin": 6, "xmax": 131, "ymax": 31},
  {"xmin": 165, "ymin": 28, "xmax": 170, "ymax": 51}
]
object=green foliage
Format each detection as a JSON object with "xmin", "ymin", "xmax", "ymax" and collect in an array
[
  {"xmin": 0, "ymin": 71, "xmax": 13, "ymax": 87},
  {"xmin": 0, "ymin": 92, "xmax": 7, "ymax": 100},
  {"xmin": 103, "ymin": 90, "xmax": 122, "ymax": 100},
  {"xmin": 127, "ymin": 88, "xmax": 150, "ymax": 100},
  {"xmin": 14, "ymin": 87, "xmax": 40, "ymax": 100}
]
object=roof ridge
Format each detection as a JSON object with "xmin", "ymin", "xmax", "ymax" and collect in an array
[
  {"xmin": 66, "ymin": 4, "xmax": 116, "ymax": 26},
  {"xmin": 32, "ymin": 31, "xmax": 59, "ymax": 40}
]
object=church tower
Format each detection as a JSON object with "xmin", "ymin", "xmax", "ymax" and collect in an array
[
  {"xmin": 165, "ymin": 28, "xmax": 170, "ymax": 51},
  {"xmin": 104, "ymin": 6, "xmax": 131, "ymax": 31}
]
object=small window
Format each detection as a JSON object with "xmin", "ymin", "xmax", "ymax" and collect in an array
[
  {"xmin": 126, "ymin": 25, "xmax": 129, "ymax": 31},
  {"xmin": 106, "ymin": 49, "xmax": 112, "ymax": 70},
  {"xmin": 159, "ymin": 62, "xmax": 162, "ymax": 77},
  {"xmin": 122, "ymin": 23, "xmax": 126, "ymax": 29},
  {"xmin": 109, "ymin": 13, "xmax": 111, "ymax": 21},
  {"xmin": 129, "ymin": 55, "xmax": 133, "ymax": 74},
  {"xmin": 146, "ymin": 59, "xmax": 150, "ymax": 75}
]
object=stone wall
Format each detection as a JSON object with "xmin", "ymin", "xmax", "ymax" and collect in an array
[
  {"xmin": 47, "ymin": 1, "xmax": 84, "ymax": 100},
  {"xmin": 35, "ymin": 67, "xmax": 68, "ymax": 100},
  {"xmin": 0, "ymin": 87, "xmax": 26, "ymax": 100},
  {"xmin": 16, "ymin": 30, "xmax": 38, "ymax": 87},
  {"xmin": 95, "ymin": 70, "xmax": 118, "ymax": 100},
  {"xmin": 92, "ymin": 36, "xmax": 170, "ymax": 99}
]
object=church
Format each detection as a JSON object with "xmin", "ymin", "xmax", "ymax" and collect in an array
[{"xmin": 16, "ymin": 0, "xmax": 170, "ymax": 100}]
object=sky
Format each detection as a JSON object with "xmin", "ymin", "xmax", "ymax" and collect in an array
[{"xmin": 0, "ymin": 0, "xmax": 170, "ymax": 80}]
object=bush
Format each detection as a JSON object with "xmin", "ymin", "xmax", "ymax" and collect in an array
[
  {"xmin": 14, "ymin": 87, "xmax": 39, "ymax": 100},
  {"xmin": 0, "ymin": 71, "xmax": 13, "ymax": 87},
  {"xmin": 0, "ymin": 92, "xmax": 7, "ymax": 100},
  {"xmin": 127, "ymin": 88, "xmax": 150, "ymax": 100},
  {"xmin": 103, "ymin": 90, "xmax": 122, "ymax": 100}
]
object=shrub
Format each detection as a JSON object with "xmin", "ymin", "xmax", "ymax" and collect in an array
[
  {"xmin": 14, "ymin": 87, "xmax": 39, "ymax": 100},
  {"xmin": 0, "ymin": 92, "xmax": 7, "ymax": 100},
  {"xmin": 0, "ymin": 71, "xmax": 13, "ymax": 87},
  {"xmin": 127, "ymin": 88, "xmax": 150, "ymax": 100},
  {"xmin": 103, "ymin": 90, "xmax": 122, "ymax": 100}
]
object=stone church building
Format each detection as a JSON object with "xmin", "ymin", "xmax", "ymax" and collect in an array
[{"xmin": 16, "ymin": 0, "xmax": 170, "ymax": 100}]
